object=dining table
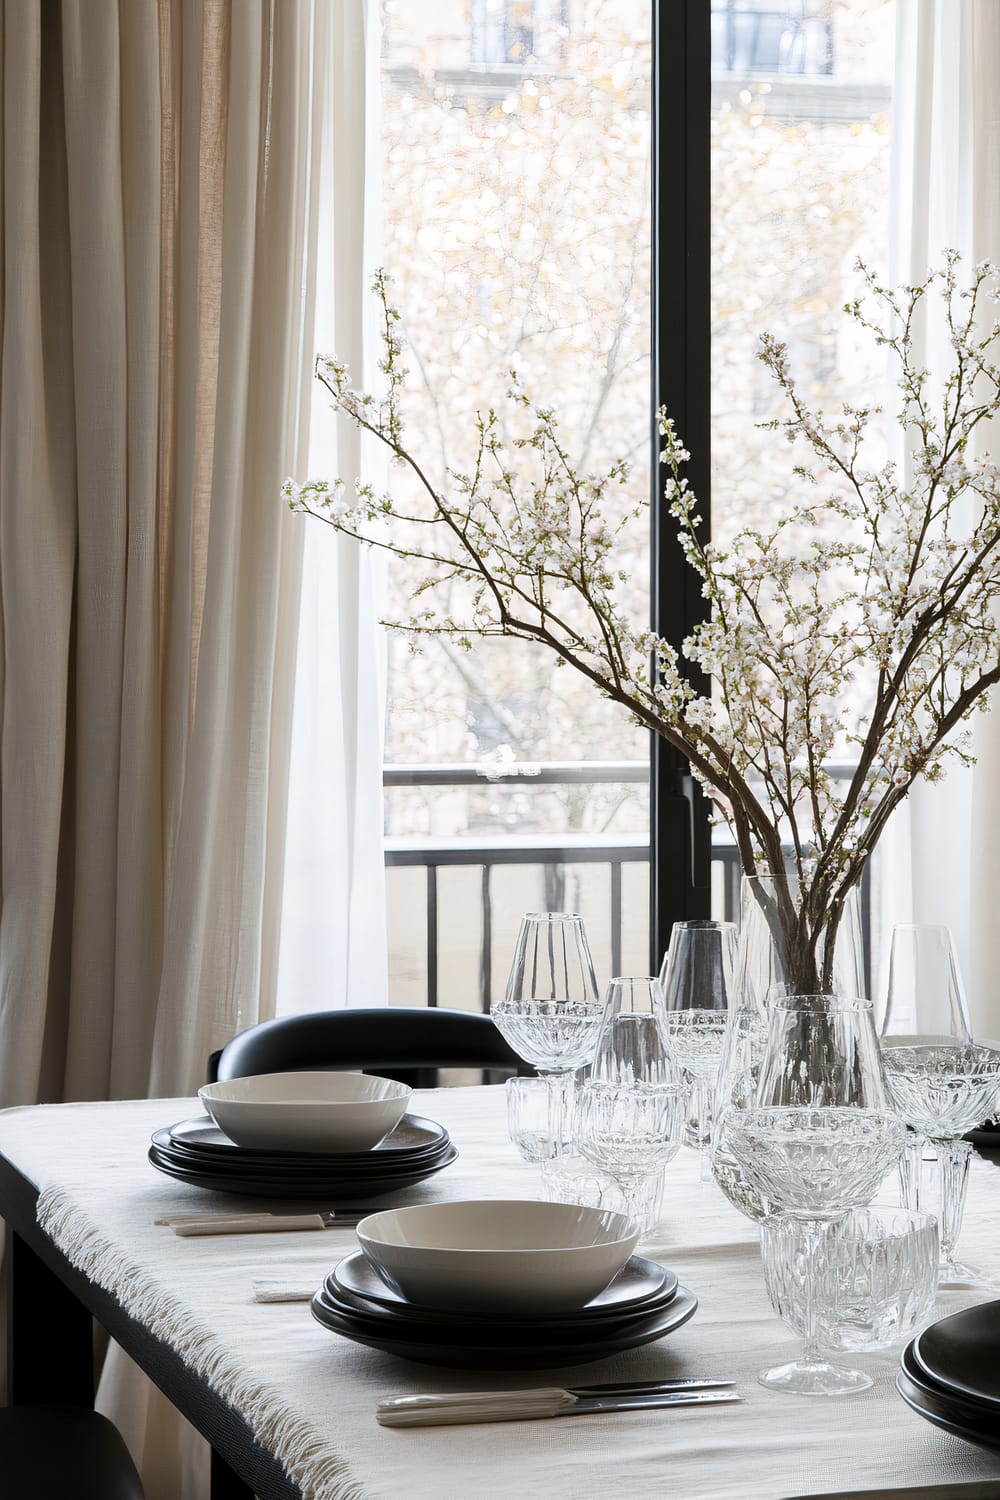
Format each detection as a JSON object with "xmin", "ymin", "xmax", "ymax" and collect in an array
[{"xmin": 2, "ymin": 1084, "xmax": 1000, "ymax": 1500}]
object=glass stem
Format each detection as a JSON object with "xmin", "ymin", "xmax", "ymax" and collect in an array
[
  {"xmin": 897, "ymin": 1132, "xmax": 926, "ymax": 1211},
  {"xmin": 934, "ymin": 1137, "xmax": 972, "ymax": 1264},
  {"xmin": 797, "ymin": 1219, "xmax": 825, "ymax": 1368}
]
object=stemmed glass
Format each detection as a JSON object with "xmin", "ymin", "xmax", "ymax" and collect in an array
[
  {"xmin": 722, "ymin": 994, "xmax": 906, "ymax": 1396},
  {"xmin": 659, "ymin": 920, "xmax": 737, "ymax": 1151},
  {"xmin": 880, "ymin": 924, "xmax": 1000, "ymax": 1286},
  {"xmin": 493, "ymin": 913, "xmax": 603, "ymax": 1157}
]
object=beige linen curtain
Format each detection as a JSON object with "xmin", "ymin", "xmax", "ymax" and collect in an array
[
  {"xmin": 0, "ymin": 3, "xmax": 380, "ymax": 1494},
  {"xmin": 0, "ymin": 0, "xmax": 323, "ymax": 1108}
]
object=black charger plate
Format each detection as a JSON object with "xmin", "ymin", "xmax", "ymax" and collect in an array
[
  {"xmin": 147, "ymin": 1141, "xmax": 457, "ymax": 1198},
  {"xmin": 309, "ymin": 1282, "xmax": 698, "ymax": 1369},
  {"xmin": 150, "ymin": 1131, "xmax": 452, "ymax": 1181},
  {"xmin": 165, "ymin": 1113, "xmax": 449, "ymax": 1166},
  {"xmin": 331, "ymin": 1249, "xmax": 677, "ymax": 1325}
]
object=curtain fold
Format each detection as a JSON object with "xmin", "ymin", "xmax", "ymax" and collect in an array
[{"xmin": 881, "ymin": 0, "xmax": 1000, "ymax": 1035}]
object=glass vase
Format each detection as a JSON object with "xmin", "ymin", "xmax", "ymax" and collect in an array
[{"xmin": 735, "ymin": 872, "xmax": 865, "ymax": 1013}]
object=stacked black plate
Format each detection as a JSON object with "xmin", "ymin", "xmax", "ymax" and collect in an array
[
  {"xmin": 897, "ymin": 1301, "xmax": 1000, "ymax": 1451},
  {"xmin": 310, "ymin": 1250, "xmax": 697, "ymax": 1369},
  {"xmin": 148, "ymin": 1114, "xmax": 457, "ymax": 1198}
]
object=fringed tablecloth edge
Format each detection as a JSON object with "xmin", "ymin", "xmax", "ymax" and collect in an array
[{"xmin": 37, "ymin": 1183, "xmax": 379, "ymax": 1500}]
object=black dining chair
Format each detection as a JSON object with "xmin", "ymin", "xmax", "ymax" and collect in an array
[
  {"xmin": 207, "ymin": 1006, "xmax": 533, "ymax": 1089},
  {"xmin": 0, "ymin": 1405, "xmax": 144, "ymax": 1500}
]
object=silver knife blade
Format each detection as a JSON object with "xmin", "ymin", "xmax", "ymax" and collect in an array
[
  {"xmin": 554, "ymin": 1390, "xmax": 744, "ymax": 1418},
  {"xmin": 569, "ymin": 1378, "xmax": 736, "ymax": 1396},
  {"xmin": 782, "ymin": 1485, "xmax": 1000, "ymax": 1500}
]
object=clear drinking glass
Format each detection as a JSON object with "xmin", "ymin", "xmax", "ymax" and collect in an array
[
  {"xmin": 660, "ymin": 920, "xmax": 737, "ymax": 1151},
  {"xmin": 540, "ymin": 1153, "xmax": 666, "ymax": 1234},
  {"xmin": 760, "ymin": 1208, "xmax": 939, "ymax": 1353},
  {"xmin": 880, "ymin": 924, "xmax": 1000, "ymax": 1286},
  {"xmin": 723, "ymin": 993, "xmax": 906, "ymax": 1396},
  {"xmin": 506, "ymin": 1076, "xmax": 573, "ymax": 1162},
  {"xmin": 575, "ymin": 1076, "xmax": 687, "ymax": 1212},
  {"xmin": 492, "ymin": 913, "xmax": 603, "ymax": 1156}
]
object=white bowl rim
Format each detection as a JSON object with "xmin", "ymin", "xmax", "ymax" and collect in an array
[
  {"xmin": 198, "ymin": 1071, "xmax": 411, "ymax": 1107},
  {"xmin": 357, "ymin": 1198, "xmax": 639, "ymax": 1253}
]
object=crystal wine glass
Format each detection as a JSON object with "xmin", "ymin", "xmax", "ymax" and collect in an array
[
  {"xmin": 723, "ymin": 993, "xmax": 906, "ymax": 1396},
  {"xmin": 590, "ymin": 976, "xmax": 675, "ymax": 1085},
  {"xmin": 880, "ymin": 924, "xmax": 1000, "ymax": 1286},
  {"xmin": 659, "ymin": 920, "xmax": 737, "ymax": 1151},
  {"xmin": 493, "ymin": 913, "xmax": 603, "ymax": 1156},
  {"xmin": 708, "ymin": 1006, "xmax": 769, "ymax": 1221}
]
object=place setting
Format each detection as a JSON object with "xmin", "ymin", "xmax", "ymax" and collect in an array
[
  {"xmin": 147, "ymin": 1070, "xmax": 457, "ymax": 1202},
  {"xmin": 309, "ymin": 1198, "xmax": 702, "ymax": 1372}
]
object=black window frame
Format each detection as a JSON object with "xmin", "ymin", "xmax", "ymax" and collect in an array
[{"xmin": 649, "ymin": 0, "xmax": 713, "ymax": 967}]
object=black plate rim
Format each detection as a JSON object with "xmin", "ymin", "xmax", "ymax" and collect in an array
[
  {"xmin": 329, "ymin": 1249, "xmax": 676, "ymax": 1326},
  {"xmin": 149, "ymin": 1138, "xmax": 454, "ymax": 1181},
  {"xmin": 160, "ymin": 1112, "xmax": 449, "ymax": 1164},
  {"xmin": 147, "ymin": 1142, "xmax": 458, "ymax": 1198},
  {"xmin": 899, "ymin": 1342, "xmax": 998, "ymax": 1429},
  {"xmin": 911, "ymin": 1302, "xmax": 1000, "ymax": 1412},
  {"xmin": 150, "ymin": 1132, "xmax": 452, "ymax": 1178},
  {"xmin": 897, "ymin": 1369, "xmax": 1000, "ymax": 1452},
  {"xmin": 309, "ymin": 1283, "xmax": 698, "ymax": 1368},
  {"xmin": 319, "ymin": 1275, "xmax": 680, "ymax": 1341}
]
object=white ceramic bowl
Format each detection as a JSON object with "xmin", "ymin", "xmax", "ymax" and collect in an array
[
  {"xmin": 198, "ymin": 1072, "xmax": 411, "ymax": 1153},
  {"xmin": 356, "ymin": 1199, "xmax": 640, "ymax": 1315}
]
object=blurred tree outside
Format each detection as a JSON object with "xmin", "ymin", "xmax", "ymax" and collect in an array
[{"xmin": 377, "ymin": 0, "xmax": 894, "ymax": 846}]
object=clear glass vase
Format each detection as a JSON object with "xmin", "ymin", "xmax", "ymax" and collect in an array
[{"xmin": 735, "ymin": 873, "xmax": 865, "ymax": 1013}]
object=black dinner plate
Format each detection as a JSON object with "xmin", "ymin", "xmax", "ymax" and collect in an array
[
  {"xmin": 897, "ymin": 1363, "xmax": 1000, "ymax": 1453},
  {"xmin": 165, "ymin": 1113, "xmax": 449, "ymax": 1165},
  {"xmin": 911, "ymin": 1300, "xmax": 1000, "ymax": 1411},
  {"xmin": 318, "ymin": 1279, "xmax": 679, "ymax": 1343},
  {"xmin": 331, "ymin": 1249, "xmax": 677, "ymax": 1325},
  {"xmin": 309, "ymin": 1282, "xmax": 698, "ymax": 1369},
  {"xmin": 147, "ymin": 1141, "xmax": 458, "ymax": 1198},
  {"xmin": 899, "ymin": 1342, "xmax": 999, "ymax": 1430},
  {"xmin": 150, "ymin": 1130, "xmax": 452, "ymax": 1181}
]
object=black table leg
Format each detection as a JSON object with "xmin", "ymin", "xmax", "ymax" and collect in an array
[
  {"xmin": 211, "ymin": 1444, "xmax": 256, "ymax": 1499},
  {"xmin": 6, "ymin": 1228, "xmax": 94, "ymax": 1404}
]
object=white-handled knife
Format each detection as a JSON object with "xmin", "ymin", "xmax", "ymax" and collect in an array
[{"xmin": 155, "ymin": 1210, "xmax": 364, "ymax": 1235}]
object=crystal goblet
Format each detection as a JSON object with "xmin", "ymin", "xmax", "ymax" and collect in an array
[{"xmin": 492, "ymin": 912, "xmax": 603, "ymax": 1156}]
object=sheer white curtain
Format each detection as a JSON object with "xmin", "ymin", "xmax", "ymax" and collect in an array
[
  {"xmin": 880, "ymin": 0, "xmax": 1000, "ymax": 1034},
  {"xmin": 274, "ymin": 2, "xmax": 388, "ymax": 1017}
]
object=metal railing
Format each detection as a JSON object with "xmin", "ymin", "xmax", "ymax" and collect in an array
[{"xmin": 383, "ymin": 761, "xmax": 872, "ymax": 1009}]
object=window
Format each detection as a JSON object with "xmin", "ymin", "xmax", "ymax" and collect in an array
[{"xmin": 378, "ymin": 0, "xmax": 895, "ymax": 1003}]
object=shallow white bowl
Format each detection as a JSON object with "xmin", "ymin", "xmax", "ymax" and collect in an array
[
  {"xmin": 356, "ymin": 1199, "xmax": 640, "ymax": 1315},
  {"xmin": 198, "ymin": 1072, "xmax": 411, "ymax": 1153}
]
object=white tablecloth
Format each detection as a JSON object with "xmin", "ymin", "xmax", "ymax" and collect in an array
[{"xmin": 1, "ymin": 1088, "xmax": 999, "ymax": 1500}]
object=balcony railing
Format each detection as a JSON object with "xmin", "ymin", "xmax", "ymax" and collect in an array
[{"xmin": 384, "ymin": 761, "xmax": 872, "ymax": 1009}]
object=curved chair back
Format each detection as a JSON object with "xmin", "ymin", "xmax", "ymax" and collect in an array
[{"xmin": 208, "ymin": 1006, "xmax": 531, "ymax": 1088}]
